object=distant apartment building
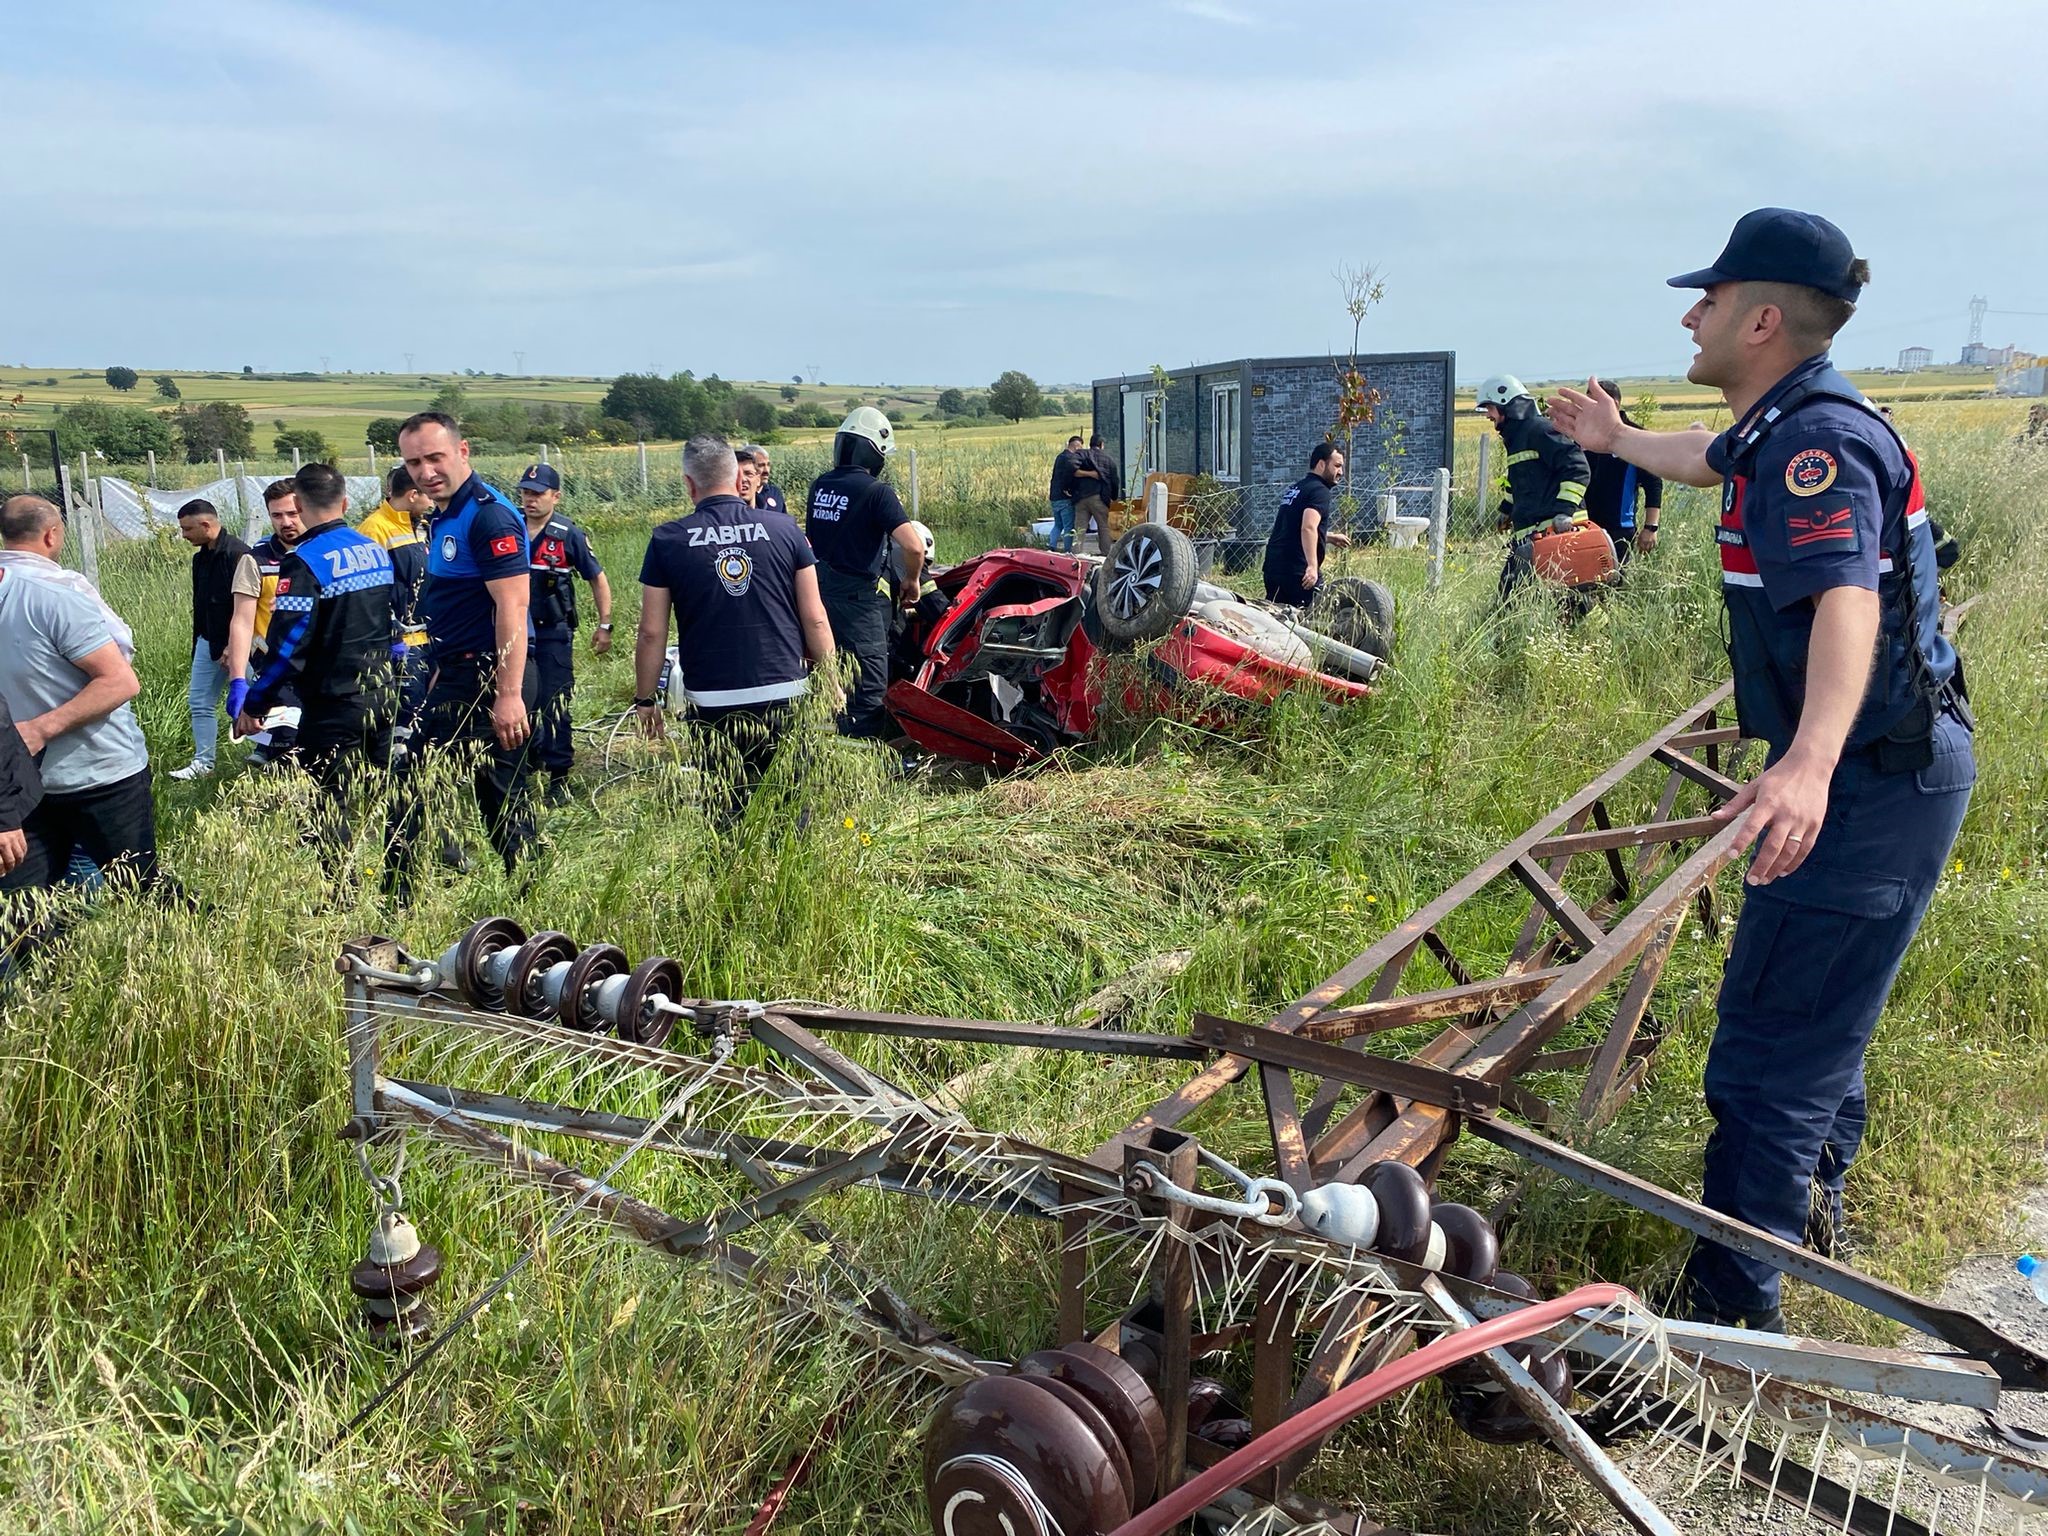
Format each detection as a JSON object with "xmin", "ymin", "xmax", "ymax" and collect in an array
[
  {"xmin": 1961, "ymin": 342, "xmax": 2017, "ymax": 367},
  {"xmin": 1898, "ymin": 346, "xmax": 1933, "ymax": 371}
]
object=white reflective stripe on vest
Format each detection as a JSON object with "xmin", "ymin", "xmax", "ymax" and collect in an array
[
  {"xmin": 1721, "ymin": 570, "xmax": 1765, "ymax": 588},
  {"xmin": 683, "ymin": 677, "xmax": 811, "ymax": 708}
]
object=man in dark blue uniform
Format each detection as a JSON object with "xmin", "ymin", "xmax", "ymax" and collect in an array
[
  {"xmin": 1552, "ymin": 209, "xmax": 1974, "ymax": 1329},
  {"xmin": 232, "ymin": 463, "xmax": 398, "ymax": 844},
  {"xmin": 636, "ymin": 434, "xmax": 839, "ymax": 827},
  {"xmin": 385, "ymin": 411, "xmax": 538, "ymax": 897},
  {"xmin": 739, "ymin": 446, "xmax": 788, "ymax": 517},
  {"xmin": 1263, "ymin": 442, "xmax": 1349, "ymax": 606},
  {"xmin": 517, "ymin": 463, "xmax": 613, "ymax": 804},
  {"xmin": 805, "ymin": 407, "xmax": 924, "ymax": 738}
]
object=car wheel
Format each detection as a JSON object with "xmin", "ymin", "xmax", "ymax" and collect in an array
[
  {"xmin": 1312, "ymin": 576, "xmax": 1396, "ymax": 661},
  {"xmin": 1097, "ymin": 524, "xmax": 1198, "ymax": 646}
]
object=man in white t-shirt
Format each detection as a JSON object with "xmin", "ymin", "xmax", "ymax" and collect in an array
[{"xmin": 0, "ymin": 496, "xmax": 159, "ymax": 915}]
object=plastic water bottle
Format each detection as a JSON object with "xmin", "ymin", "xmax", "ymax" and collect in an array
[{"xmin": 2016, "ymin": 1254, "xmax": 2048, "ymax": 1305}]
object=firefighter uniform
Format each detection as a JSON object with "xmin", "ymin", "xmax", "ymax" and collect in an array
[
  {"xmin": 807, "ymin": 465, "xmax": 908, "ymax": 739},
  {"xmin": 1682, "ymin": 350, "xmax": 1973, "ymax": 1325},
  {"xmin": 385, "ymin": 474, "xmax": 538, "ymax": 890},
  {"xmin": 1487, "ymin": 393, "xmax": 1591, "ymax": 600},
  {"xmin": 243, "ymin": 516, "xmax": 398, "ymax": 838},
  {"xmin": 525, "ymin": 507, "xmax": 604, "ymax": 791}
]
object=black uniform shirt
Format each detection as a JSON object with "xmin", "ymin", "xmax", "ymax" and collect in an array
[
  {"xmin": 1263, "ymin": 473, "xmax": 1334, "ymax": 588},
  {"xmin": 755, "ymin": 480, "xmax": 788, "ymax": 517},
  {"xmin": 641, "ymin": 493, "xmax": 817, "ymax": 707},
  {"xmin": 806, "ymin": 466, "xmax": 907, "ymax": 580}
]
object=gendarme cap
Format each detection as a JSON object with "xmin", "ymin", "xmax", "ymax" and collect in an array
[{"xmin": 1668, "ymin": 208, "xmax": 1863, "ymax": 303}]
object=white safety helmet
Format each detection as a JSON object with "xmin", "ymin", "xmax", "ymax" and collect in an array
[
  {"xmin": 887, "ymin": 520, "xmax": 936, "ymax": 590},
  {"xmin": 1473, "ymin": 374, "xmax": 1531, "ymax": 411},
  {"xmin": 837, "ymin": 405, "xmax": 895, "ymax": 458}
]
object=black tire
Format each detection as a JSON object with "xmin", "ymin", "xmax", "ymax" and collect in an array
[
  {"xmin": 1096, "ymin": 524, "xmax": 1198, "ymax": 645},
  {"xmin": 1313, "ymin": 576, "xmax": 1396, "ymax": 661}
]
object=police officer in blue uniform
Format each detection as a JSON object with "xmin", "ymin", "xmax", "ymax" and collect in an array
[
  {"xmin": 232, "ymin": 463, "xmax": 398, "ymax": 841},
  {"xmin": 635, "ymin": 434, "xmax": 839, "ymax": 827},
  {"xmin": 1551, "ymin": 209, "xmax": 1974, "ymax": 1329},
  {"xmin": 805, "ymin": 408, "xmax": 924, "ymax": 738},
  {"xmin": 385, "ymin": 411, "xmax": 538, "ymax": 897},
  {"xmin": 516, "ymin": 463, "xmax": 613, "ymax": 804}
]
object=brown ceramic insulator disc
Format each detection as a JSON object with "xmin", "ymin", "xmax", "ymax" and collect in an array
[
  {"xmin": 363, "ymin": 1302, "xmax": 433, "ymax": 1349},
  {"xmin": 615, "ymin": 956, "xmax": 684, "ymax": 1046},
  {"xmin": 347, "ymin": 1243, "xmax": 444, "ymax": 1300},
  {"xmin": 1430, "ymin": 1203, "xmax": 1500, "ymax": 1284},
  {"xmin": 1489, "ymin": 1271, "xmax": 1540, "ymax": 1304},
  {"xmin": 1184, "ymin": 1378, "xmax": 1241, "ymax": 1432},
  {"xmin": 1012, "ymin": 1373, "xmax": 1135, "ymax": 1514},
  {"xmin": 1361, "ymin": 1161, "xmax": 1432, "ymax": 1263},
  {"xmin": 502, "ymin": 930, "xmax": 577, "ymax": 1019},
  {"xmin": 1194, "ymin": 1416, "xmax": 1253, "ymax": 1450},
  {"xmin": 1018, "ymin": 1346, "xmax": 1161, "ymax": 1507},
  {"xmin": 923, "ymin": 1375, "xmax": 1130, "ymax": 1536},
  {"xmin": 454, "ymin": 916, "xmax": 525, "ymax": 1010},
  {"xmin": 558, "ymin": 943, "xmax": 628, "ymax": 1033}
]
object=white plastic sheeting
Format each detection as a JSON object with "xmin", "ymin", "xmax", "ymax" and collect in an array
[{"xmin": 88, "ymin": 475, "xmax": 383, "ymax": 541}]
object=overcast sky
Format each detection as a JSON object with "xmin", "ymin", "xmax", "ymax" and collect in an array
[{"xmin": 9, "ymin": 1, "xmax": 2045, "ymax": 386}]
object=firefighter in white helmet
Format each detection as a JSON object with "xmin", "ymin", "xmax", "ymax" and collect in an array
[
  {"xmin": 804, "ymin": 408, "xmax": 925, "ymax": 738},
  {"xmin": 1474, "ymin": 374, "xmax": 1591, "ymax": 600}
]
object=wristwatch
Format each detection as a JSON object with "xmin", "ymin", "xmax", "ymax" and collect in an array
[
  {"xmin": 633, "ymin": 695, "xmax": 657, "ymax": 709},
  {"xmin": 597, "ymin": 621, "xmax": 614, "ymax": 631}
]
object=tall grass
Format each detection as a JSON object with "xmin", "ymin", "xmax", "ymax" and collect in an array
[{"xmin": 3, "ymin": 425, "xmax": 2046, "ymax": 1534}]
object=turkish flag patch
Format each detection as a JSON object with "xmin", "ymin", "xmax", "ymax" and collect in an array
[
  {"xmin": 275, "ymin": 577, "xmax": 291, "ymax": 593},
  {"xmin": 1786, "ymin": 497, "xmax": 1860, "ymax": 559},
  {"xmin": 490, "ymin": 534, "xmax": 520, "ymax": 557}
]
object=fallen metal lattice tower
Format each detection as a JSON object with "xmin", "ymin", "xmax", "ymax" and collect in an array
[{"xmin": 337, "ymin": 678, "xmax": 2048, "ymax": 1536}]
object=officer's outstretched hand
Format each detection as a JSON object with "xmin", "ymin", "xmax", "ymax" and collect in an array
[
  {"xmin": 591, "ymin": 628, "xmax": 613, "ymax": 656},
  {"xmin": 231, "ymin": 710, "xmax": 263, "ymax": 739},
  {"xmin": 0, "ymin": 827, "xmax": 25, "ymax": 877},
  {"xmin": 636, "ymin": 703, "xmax": 666, "ymax": 742},
  {"xmin": 492, "ymin": 691, "xmax": 530, "ymax": 752},
  {"xmin": 1713, "ymin": 749, "xmax": 1830, "ymax": 884},
  {"xmin": 1549, "ymin": 379, "xmax": 1622, "ymax": 453}
]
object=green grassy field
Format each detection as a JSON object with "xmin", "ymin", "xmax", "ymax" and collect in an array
[{"xmin": 2, "ymin": 407, "xmax": 2046, "ymax": 1534}]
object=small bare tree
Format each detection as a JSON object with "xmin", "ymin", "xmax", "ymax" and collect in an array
[{"xmin": 1330, "ymin": 263, "xmax": 1388, "ymax": 528}]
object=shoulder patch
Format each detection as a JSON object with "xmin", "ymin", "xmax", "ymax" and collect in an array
[
  {"xmin": 490, "ymin": 534, "xmax": 520, "ymax": 557},
  {"xmin": 1785, "ymin": 448, "xmax": 1839, "ymax": 497},
  {"xmin": 1786, "ymin": 496, "xmax": 1860, "ymax": 559}
]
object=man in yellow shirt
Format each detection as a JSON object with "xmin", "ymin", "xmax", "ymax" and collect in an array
[{"xmin": 359, "ymin": 466, "xmax": 434, "ymax": 729}]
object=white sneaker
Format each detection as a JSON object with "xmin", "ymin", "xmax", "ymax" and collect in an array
[{"xmin": 168, "ymin": 760, "xmax": 214, "ymax": 781}]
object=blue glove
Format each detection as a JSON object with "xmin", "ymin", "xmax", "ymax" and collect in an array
[
  {"xmin": 390, "ymin": 641, "xmax": 409, "ymax": 664},
  {"xmin": 226, "ymin": 678, "xmax": 249, "ymax": 718}
]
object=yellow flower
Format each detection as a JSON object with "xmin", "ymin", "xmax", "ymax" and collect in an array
[
  {"xmin": 843, "ymin": 815, "xmax": 857, "ymax": 830},
  {"xmin": 1339, "ymin": 903, "xmax": 1354, "ymax": 914},
  {"xmin": 2002, "ymin": 866, "xmax": 2014, "ymax": 881},
  {"xmin": 1952, "ymin": 858, "xmax": 1964, "ymax": 874},
  {"xmin": 1366, "ymin": 894, "xmax": 1379, "ymax": 904},
  {"xmin": 859, "ymin": 833, "xmax": 873, "ymax": 847}
]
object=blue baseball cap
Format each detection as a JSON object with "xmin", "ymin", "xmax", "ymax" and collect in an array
[
  {"xmin": 517, "ymin": 462, "xmax": 561, "ymax": 492},
  {"xmin": 1667, "ymin": 208, "xmax": 1864, "ymax": 304}
]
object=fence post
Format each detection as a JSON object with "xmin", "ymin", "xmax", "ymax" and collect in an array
[
  {"xmin": 1474, "ymin": 434, "xmax": 1492, "ymax": 539},
  {"xmin": 638, "ymin": 440, "xmax": 648, "ymax": 494},
  {"xmin": 1429, "ymin": 466, "xmax": 1450, "ymax": 591},
  {"xmin": 292, "ymin": 446, "xmax": 302, "ymax": 470},
  {"xmin": 19, "ymin": 455, "xmax": 29, "ymax": 493},
  {"xmin": 908, "ymin": 447, "xmax": 920, "ymax": 520},
  {"xmin": 368, "ymin": 444, "xmax": 378, "ymax": 481},
  {"xmin": 147, "ymin": 449, "xmax": 157, "ymax": 487},
  {"xmin": 539, "ymin": 443, "xmax": 550, "ymax": 466},
  {"xmin": 216, "ymin": 447, "xmax": 229, "ymax": 484},
  {"xmin": 233, "ymin": 461, "xmax": 257, "ymax": 540},
  {"xmin": 1147, "ymin": 477, "xmax": 1168, "ymax": 525}
]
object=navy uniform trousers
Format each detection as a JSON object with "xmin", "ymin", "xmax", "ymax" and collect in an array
[
  {"xmin": 1684, "ymin": 710, "xmax": 1974, "ymax": 1321},
  {"xmin": 817, "ymin": 565, "xmax": 891, "ymax": 739}
]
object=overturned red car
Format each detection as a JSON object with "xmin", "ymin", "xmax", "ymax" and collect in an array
[{"xmin": 884, "ymin": 522, "xmax": 1393, "ymax": 770}]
